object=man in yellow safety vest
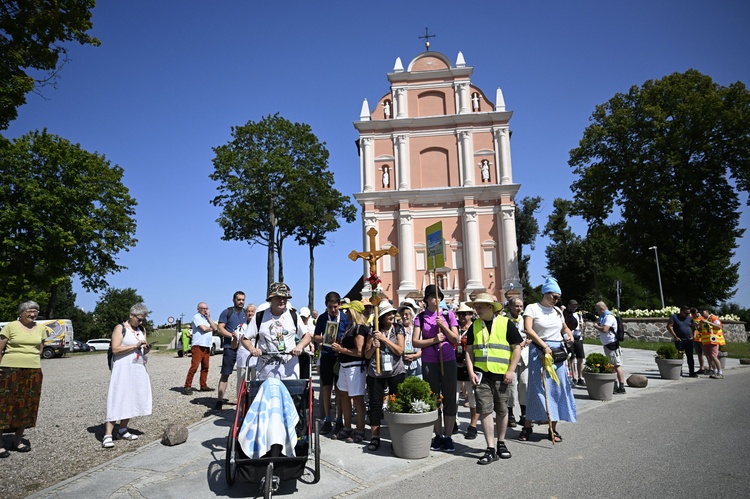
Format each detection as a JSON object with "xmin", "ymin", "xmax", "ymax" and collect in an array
[{"xmin": 463, "ymin": 293, "xmax": 522, "ymax": 465}]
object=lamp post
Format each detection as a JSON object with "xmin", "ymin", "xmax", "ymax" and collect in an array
[{"xmin": 648, "ymin": 246, "xmax": 665, "ymax": 309}]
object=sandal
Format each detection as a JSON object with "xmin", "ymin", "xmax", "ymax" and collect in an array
[
  {"xmin": 102, "ymin": 435, "xmax": 115, "ymax": 449},
  {"xmin": 367, "ymin": 437, "xmax": 381, "ymax": 451},
  {"xmin": 346, "ymin": 430, "xmax": 364, "ymax": 443},
  {"xmin": 548, "ymin": 429, "xmax": 562, "ymax": 443},
  {"xmin": 118, "ymin": 429, "xmax": 138, "ymax": 441},
  {"xmin": 336, "ymin": 427, "xmax": 352, "ymax": 440},
  {"xmin": 11, "ymin": 441, "xmax": 30, "ymax": 453},
  {"xmin": 477, "ymin": 448, "xmax": 499, "ymax": 465},
  {"xmin": 0, "ymin": 448, "xmax": 9, "ymax": 458},
  {"xmin": 518, "ymin": 426, "xmax": 532, "ymax": 441}
]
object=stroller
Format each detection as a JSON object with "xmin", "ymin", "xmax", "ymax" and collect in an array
[{"xmin": 225, "ymin": 353, "xmax": 320, "ymax": 498}]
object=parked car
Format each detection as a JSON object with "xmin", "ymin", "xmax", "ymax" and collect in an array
[
  {"xmin": 177, "ymin": 333, "xmax": 224, "ymax": 356},
  {"xmin": 86, "ymin": 338, "xmax": 111, "ymax": 351},
  {"xmin": 72, "ymin": 340, "xmax": 91, "ymax": 352}
]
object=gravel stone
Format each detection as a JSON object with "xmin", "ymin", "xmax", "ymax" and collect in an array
[{"xmin": 0, "ymin": 352, "xmax": 231, "ymax": 499}]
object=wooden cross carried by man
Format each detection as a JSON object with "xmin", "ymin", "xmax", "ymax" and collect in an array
[{"xmin": 348, "ymin": 227, "xmax": 398, "ymax": 373}]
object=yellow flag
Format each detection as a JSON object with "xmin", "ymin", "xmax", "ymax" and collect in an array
[{"xmin": 543, "ymin": 354, "xmax": 561, "ymax": 385}]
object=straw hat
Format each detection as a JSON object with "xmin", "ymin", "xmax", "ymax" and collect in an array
[
  {"xmin": 466, "ymin": 293, "xmax": 504, "ymax": 312},
  {"xmin": 378, "ymin": 302, "xmax": 397, "ymax": 318},
  {"xmin": 455, "ymin": 302, "xmax": 475, "ymax": 314}
]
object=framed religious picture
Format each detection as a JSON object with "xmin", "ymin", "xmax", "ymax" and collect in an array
[{"xmin": 323, "ymin": 321, "xmax": 339, "ymax": 347}]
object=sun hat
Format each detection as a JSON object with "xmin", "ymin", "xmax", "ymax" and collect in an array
[
  {"xmin": 455, "ymin": 302, "xmax": 475, "ymax": 314},
  {"xmin": 299, "ymin": 307, "xmax": 311, "ymax": 318},
  {"xmin": 340, "ymin": 300, "xmax": 365, "ymax": 314},
  {"xmin": 267, "ymin": 282, "xmax": 292, "ymax": 301},
  {"xmin": 378, "ymin": 302, "xmax": 397, "ymax": 318},
  {"xmin": 466, "ymin": 293, "xmax": 504, "ymax": 312},
  {"xmin": 398, "ymin": 298, "xmax": 418, "ymax": 314}
]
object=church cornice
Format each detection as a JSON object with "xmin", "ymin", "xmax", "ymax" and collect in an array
[
  {"xmin": 388, "ymin": 67, "xmax": 473, "ymax": 83},
  {"xmin": 354, "ymin": 111, "xmax": 513, "ymax": 133},
  {"xmin": 353, "ymin": 184, "xmax": 520, "ymax": 206}
]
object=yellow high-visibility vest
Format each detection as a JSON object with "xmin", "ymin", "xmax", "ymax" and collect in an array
[
  {"xmin": 700, "ymin": 315, "xmax": 726, "ymax": 346},
  {"xmin": 471, "ymin": 316, "xmax": 512, "ymax": 374}
]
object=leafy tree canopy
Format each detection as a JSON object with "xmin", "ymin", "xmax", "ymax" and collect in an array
[
  {"xmin": 93, "ymin": 287, "xmax": 153, "ymax": 335},
  {"xmin": 210, "ymin": 113, "xmax": 343, "ymax": 291},
  {"xmin": 514, "ymin": 196, "xmax": 541, "ymax": 297},
  {"xmin": 569, "ymin": 70, "xmax": 749, "ymax": 306},
  {"xmin": 0, "ymin": 129, "xmax": 138, "ymax": 312},
  {"xmin": 0, "ymin": 0, "xmax": 100, "ymax": 130}
]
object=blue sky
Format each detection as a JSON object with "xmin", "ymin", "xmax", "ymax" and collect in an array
[{"xmin": 6, "ymin": 0, "xmax": 749, "ymax": 325}]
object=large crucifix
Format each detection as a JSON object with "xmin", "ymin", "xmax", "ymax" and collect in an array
[{"xmin": 348, "ymin": 227, "xmax": 398, "ymax": 373}]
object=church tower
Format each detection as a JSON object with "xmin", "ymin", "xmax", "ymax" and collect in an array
[{"xmin": 353, "ymin": 50, "xmax": 521, "ymax": 304}]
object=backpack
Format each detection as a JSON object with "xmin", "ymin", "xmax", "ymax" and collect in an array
[
  {"xmin": 613, "ymin": 313, "xmax": 626, "ymax": 342},
  {"xmin": 254, "ymin": 308, "xmax": 299, "ymax": 341}
]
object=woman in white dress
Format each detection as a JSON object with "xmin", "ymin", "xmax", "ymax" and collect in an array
[{"xmin": 102, "ymin": 303, "xmax": 153, "ymax": 448}]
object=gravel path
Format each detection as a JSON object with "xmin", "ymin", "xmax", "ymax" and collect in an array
[{"xmin": 0, "ymin": 351, "xmax": 233, "ymax": 499}]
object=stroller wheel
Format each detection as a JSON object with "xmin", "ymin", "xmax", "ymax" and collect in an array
[{"xmin": 225, "ymin": 434, "xmax": 237, "ymax": 485}]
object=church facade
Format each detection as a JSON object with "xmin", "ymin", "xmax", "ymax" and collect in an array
[{"xmin": 353, "ymin": 50, "xmax": 521, "ymax": 305}]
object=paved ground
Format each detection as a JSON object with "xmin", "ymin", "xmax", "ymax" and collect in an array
[{"xmin": 26, "ymin": 348, "xmax": 747, "ymax": 499}]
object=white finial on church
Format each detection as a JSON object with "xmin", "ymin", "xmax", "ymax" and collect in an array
[
  {"xmin": 360, "ymin": 98, "xmax": 371, "ymax": 121},
  {"xmin": 456, "ymin": 51, "xmax": 466, "ymax": 68},
  {"xmin": 495, "ymin": 88, "xmax": 506, "ymax": 111},
  {"xmin": 393, "ymin": 57, "xmax": 404, "ymax": 73}
]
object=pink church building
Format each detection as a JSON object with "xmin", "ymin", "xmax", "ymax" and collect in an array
[{"xmin": 353, "ymin": 50, "xmax": 522, "ymax": 305}]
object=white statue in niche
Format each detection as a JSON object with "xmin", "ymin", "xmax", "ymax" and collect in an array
[
  {"xmin": 479, "ymin": 160, "xmax": 491, "ymax": 182},
  {"xmin": 382, "ymin": 165, "xmax": 390, "ymax": 188},
  {"xmin": 472, "ymin": 92, "xmax": 480, "ymax": 111},
  {"xmin": 383, "ymin": 100, "xmax": 391, "ymax": 119}
]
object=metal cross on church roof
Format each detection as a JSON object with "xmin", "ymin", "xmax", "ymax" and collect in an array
[{"xmin": 419, "ymin": 27, "xmax": 435, "ymax": 51}]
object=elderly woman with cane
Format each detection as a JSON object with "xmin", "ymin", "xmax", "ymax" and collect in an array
[{"xmin": 519, "ymin": 277, "xmax": 576, "ymax": 443}]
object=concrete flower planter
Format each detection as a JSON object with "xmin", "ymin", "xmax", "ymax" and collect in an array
[
  {"xmin": 383, "ymin": 409, "xmax": 437, "ymax": 459},
  {"xmin": 582, "ymin": 372, "xmax": 617, "ymax": 401},
  {"xmin": 655, "ymin": 357, "xmax": 683, "ymax": 380}
]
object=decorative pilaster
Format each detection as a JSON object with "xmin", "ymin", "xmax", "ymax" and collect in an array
[
  {"xmin": 395, "ymin": 87, "xmax": 407, "ymax": 118},
  {"xmin": 458, "ymin": 130, "xmax": 474, "ymax": 186},
  {"xmin": 494, "ymin": 127, "xmax": 512, "ymax": 184},
  {"xmin": 398, "ymin": 210, "xmax": 417, "ymax": 291},
  {"xmin": 500, "ymin": 205, "xmax": 521, "ymax": 290},
  {"xmin": 457, "ymin": 82, "xmax": 470, "ymax": 114},
  {"xmin": 361, "ymin": 138, "xmax": 374, "ymax": 192},
  {"xmin": 395, "ymin": 134, "xmax": 410, "ymax": 189},
  {"xmin": 463, "ymin": 207, "xmax": 483, "ymax": 289}
]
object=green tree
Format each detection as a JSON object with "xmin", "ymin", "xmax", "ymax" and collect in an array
[
  {"xmin": 93, "ymin": 287, "xmax": 152, "ymax": 335},
  {"xmin": 514, "ymin": 196, "xmax": 542, "ymax": 297},
  {"xmin": 0, "ymin": 130, "xmax": 138, "ymax": 316},
  {"xmin": 569, "ymin": 70, "xmax": 749, "ymax": 306},
  {"xmin": 210, "ymin": 114, "xmax": 335, "ymax": 291},
  {"xmin": 292, "ymin": 177, "xmax": 357, "ymax": 309},
  {"xmin": 0, "ymin": 0, "xmax": 100, "ymax": 130}
]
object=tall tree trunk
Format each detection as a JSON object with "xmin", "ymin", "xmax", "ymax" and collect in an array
[
  {"xmin": 46, "ymin": 284, "xmax": 58, "ymax": 318},
  {"xmin": 308, "ymin": 243, "xmax": 315, "ymax": 309},
  {"xmin": 277, "ymin": 235, "xmax": 285, "ymax": 283},
  {"xmin": 267, "ymin": 200, "xmax": 276, "ymax": 291}
]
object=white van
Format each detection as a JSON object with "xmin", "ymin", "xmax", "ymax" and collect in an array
[{"xmin": 0, "ymin": 319, "xmax": 75, "ymax": 359}]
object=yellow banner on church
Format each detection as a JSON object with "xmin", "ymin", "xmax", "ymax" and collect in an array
[{"xmin": 426, "ymin": 221, "xmax": 445, "ymax": 271}]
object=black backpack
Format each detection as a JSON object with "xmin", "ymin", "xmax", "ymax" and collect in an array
[
  {"xmin": 255, "ymin": 308, "xmax": 299, "ymax": 335},
  {"xmin": 613, "ymin": 313, "xmax": 626, "ymax": 342}
]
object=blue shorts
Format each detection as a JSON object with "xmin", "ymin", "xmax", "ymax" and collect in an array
[{"xmin": 220, "ymin": 347, "xmax": 238, "ymax": 376}]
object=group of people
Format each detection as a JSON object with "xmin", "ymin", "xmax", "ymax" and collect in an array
[
  {"xmin": 1, "ymin": 278, "xmax": 728, "ymax": 462},
  {"xmin": 667, "ymin": 306, "xmax": 727, "ymax": 379}
]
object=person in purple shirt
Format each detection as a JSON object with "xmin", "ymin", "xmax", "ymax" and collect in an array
[{"xmin": 412, "ymin": 285, "xmax": 459, "ymax": 452}]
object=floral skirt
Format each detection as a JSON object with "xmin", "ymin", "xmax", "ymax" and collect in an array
[{"xmin": 0, "ymin": 367, "xmax": 43, "ymax": 432}]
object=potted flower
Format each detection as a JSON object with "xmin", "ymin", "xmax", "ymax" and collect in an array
[
  {"xmin": 655, "ymin": 343, "xmax": 685, "ymax": 380},
  {"xmin": 383, "ymin": 376, "xmax": 439, "ymax": 459},
  {"xmin": 582, "ymin": 352, "xmax": 617, "ymax": 401}
]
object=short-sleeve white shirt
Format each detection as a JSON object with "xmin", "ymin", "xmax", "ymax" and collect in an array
[
  {"xmin": 243, "ymin": 309, "xmax": 307, "ymax": 379},
  {"xmin": 523, "ymin": 302, "xmax": 564, "ymax": 341}
]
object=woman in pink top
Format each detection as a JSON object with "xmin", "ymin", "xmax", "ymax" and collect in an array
[{"xmin": 412, "ymin": 285, "xmax": 459, "ymax": 452}]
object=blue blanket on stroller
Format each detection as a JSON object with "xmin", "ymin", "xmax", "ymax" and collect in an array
[{"xmin": 238, "ymin": 378, "xmax": 300, "ymax": 459}]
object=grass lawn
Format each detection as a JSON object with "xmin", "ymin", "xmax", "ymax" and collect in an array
[
  {"xmin": 584, "ymin": 338, "xmax": 750, "ymax": 358},
  {"xmin": 150, "ymin": 328, "xmax": 179, "ymax": 345}
]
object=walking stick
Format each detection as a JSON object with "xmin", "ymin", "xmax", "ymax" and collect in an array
[
  {"xmin": 371, "ymin": 295, "xmax": 381, "ymax": 374},
  {"xmin": 436, "ymin": 273, "xmax": 444, "ymax": 377},
  {"xmin": 542, "ymin": 362, "xmax": 555, "ymax": 445}
]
